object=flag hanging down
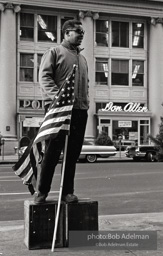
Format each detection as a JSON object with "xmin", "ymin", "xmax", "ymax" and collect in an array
[{"xmin": 13, "ymin": 64, "xmax": 77, "ymax": 194}]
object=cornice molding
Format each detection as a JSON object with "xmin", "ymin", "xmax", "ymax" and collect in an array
[
  {"xmin": 79, "ymin": 10, "xmax": 99, "ymax": 20},
  {"xmin": 0, "ymin": 3, "xmax": 21, "ymax": 13},
  {"xmin": 151, "ymin": 17, "xmax": 163, "ymax": 25},
  {"xmin": 0, "ymin": 0, "xmax": 163, "ymax": 18}
]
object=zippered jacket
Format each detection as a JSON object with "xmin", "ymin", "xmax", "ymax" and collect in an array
[{"xmin": 39, "ymin": 40, "xmax": 89, "ymax": 109}]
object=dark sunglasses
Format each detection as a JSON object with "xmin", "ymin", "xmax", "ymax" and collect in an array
[{"xmin": 66, "ymin": 28, "xmax": 85, "ymax": 35}]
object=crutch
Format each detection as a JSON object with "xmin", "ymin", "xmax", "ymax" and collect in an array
[{"xmin": 51, "ymin": 134, "xmax": 69, "ymax": 252}]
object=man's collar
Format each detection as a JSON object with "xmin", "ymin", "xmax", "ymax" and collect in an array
[{"xmin": 61, "ymin": 39, "xmax": 84, "ymax": 53}]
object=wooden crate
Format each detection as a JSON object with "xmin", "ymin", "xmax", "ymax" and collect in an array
[
  {"xmin": 65, "ymin": 199, "xmax": 98, "ymax": 247},
  {"xmin": 24, "ymin": 199, "xmax": 98, "ymax": 249},
  {"xmin": 24, "ymin": 200, "xmax": 65, "ymax": 249},
  {"xmin": 67, "ymin": 200, "xmax": 98, "ymax": 230}
]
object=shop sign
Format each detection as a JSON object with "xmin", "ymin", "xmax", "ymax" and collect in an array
[
  {"xmin": 102, "ymin": 102, "xmax": 148, "ymax": 113},
  {"xmin": 129, "ymin": 132, "xmax": 138, "ymax": 140},
  {"xmin": 118, "ymin": 121, "xmax": 132, "ymax": 127},
  {"xmin": 23, "ymin": 117, "xmax": 44, "ymax": 127},
  {"xmin": 19, "ymin": 100, "xmax": 44, "ymax": 110}
]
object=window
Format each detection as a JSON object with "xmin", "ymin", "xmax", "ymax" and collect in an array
[
  {"xmin": 20, "ymin": 13, "xmax": 34, "ymax": 41},
  {"xmin": 22, "ymin": 126, "xmax": 40, "ymax": 140},
  {"xmin": 95, "ymin": 19, "xmax": 145, "ymax": 48},
  {"xmin": 132, "ymin": 60, "xmax": 144, "ymax": 86},
  {"xmin": 112, "ymin": 21, "xmax": 129, "ymax": 47},
  {"xmin": 37, "ymin": 54, "xmax": 43, "ymax": 81},
  {"xmin": 95, "ymin": 58, "xmax": 108, "ymax": 85},
  {"xmin": 111, "ymin": 59, "xmax": 129, "ymax": 85},
  {"xmin": 100, "ymin": 119, "xmax": 110, "ymax": 124},
  {"xmin": 19, "ymin": 12, "xmax": 76, "ymax": 43},
  {"xmin": 95, "ymin": 20, "xmax": 109, "ymax": 46},
  {"xmin": 20, "ymin": 54, "xmax": 34, "ymax": 82},
  {"xmin": 140, "ymin": 120, "xmax": 149, "ymax": 124},
  {"xmin": 112, "ymin": 120, "xmax": 138, "ymax": 140},
  {"xmin": 132, "ymin": 23, "xmax": 144, "ymax": 48},
  {"xmin": 37, "ymin": 14, "xmax": 57, "ymax": 42},
  {"xmin": 140, "ymin": 119, "xmax": 150, "ymax": 144}
]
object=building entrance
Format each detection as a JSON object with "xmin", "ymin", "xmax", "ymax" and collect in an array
[{"xmin": 98, "ymin": 119, "xmax": 112, "ymax": 138}]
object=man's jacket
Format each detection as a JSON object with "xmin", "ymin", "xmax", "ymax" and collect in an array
[{"xmin": 39, "ymin": 40, "xmax": 89, "ymax": 110}]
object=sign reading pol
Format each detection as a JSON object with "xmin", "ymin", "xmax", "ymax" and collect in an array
[{"xmin": 19, "ymin": 100, "xmax": 44, "ymax": 110}]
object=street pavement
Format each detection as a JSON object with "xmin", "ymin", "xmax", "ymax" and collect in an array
[
  {"xmin": 0, "ymin": 151, "xmax": 131, "ymax": 164},
  {"xmin": 0, "ymin": 154, "xmax": 163, "ymax": 256}
]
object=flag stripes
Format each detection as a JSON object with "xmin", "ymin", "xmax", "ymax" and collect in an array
[
  {"xmin": 34, "ymin": 124, "xmax": 71, "ymax": 142},
  {"xmin": 41, "ymin": 114, "xmax": 71, "ymax": 129},
  {"xmin": 14, "ymin": 146, "xmax": 32, "ymax": 176},
  {"xmin": 14, "ymin": 142, "xmax": 40, "ymax": 185}
]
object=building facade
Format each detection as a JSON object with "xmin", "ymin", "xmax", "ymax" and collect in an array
[{"xmin": 0, "ymin": 0, "xmax": 163, "ymax": 153}]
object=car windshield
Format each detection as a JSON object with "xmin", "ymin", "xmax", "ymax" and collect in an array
[{"xmin": 83, "ymin": 141, "xmax": 94, "ymax": 145}]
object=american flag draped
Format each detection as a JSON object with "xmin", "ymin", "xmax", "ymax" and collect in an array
[{"xmin": 13, "ymin": 65, "xmax": 77, "ymax": 194}]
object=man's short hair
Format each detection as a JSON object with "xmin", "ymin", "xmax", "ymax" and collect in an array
[{"xmin": 62, "ymin": 19, "xmax": 82, "ymax": 35}]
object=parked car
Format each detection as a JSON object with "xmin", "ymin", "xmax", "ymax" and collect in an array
[
  {"xmin": 79, "ymin": 140, "xmax": 117, "ymax": 163},
  {"xmin": 125, "ymin": 145, "xmax": 159, "ymax": 162},
  {"xmin": 19, "ymin": 140, "xmax": 117, "ymax": 163}
]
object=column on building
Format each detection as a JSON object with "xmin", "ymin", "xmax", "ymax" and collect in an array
[
  {"xmin": 0, "ymin": 3, "xmax": 20, "ymax": 137},
  {"xmin": 79, "ymin": 11, "xmax": 99, "ymax": 139},
  {"xmin": 149, "ymin": 18, "xmax": 163, "ymax": 136}
]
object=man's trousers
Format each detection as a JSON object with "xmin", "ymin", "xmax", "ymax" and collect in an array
[{"xmin": 37, "ymin": 108, "xmax": 88, "ymax": 196}]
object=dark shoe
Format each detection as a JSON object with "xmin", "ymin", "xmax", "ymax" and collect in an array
[
  {"xmin": 34, "ymin": 192, "xmax": 47, "ymax": 204},
  {"xmin": 62, "ymin": 194, "xmax": 78, "ymax": 203}
]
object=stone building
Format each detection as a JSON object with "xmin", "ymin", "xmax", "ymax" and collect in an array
[{"xmin": 0, "ymin": 0, "xmax": 163, "ymax": 153}]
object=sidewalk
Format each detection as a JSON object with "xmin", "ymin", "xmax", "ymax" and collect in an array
[
  {"xmin": 0, "ymin": 154, "xmax": 18, "ymax": 164},
  {"xmin": 0, "ymin": 212, "xmax": 163, "ymax": 256}
]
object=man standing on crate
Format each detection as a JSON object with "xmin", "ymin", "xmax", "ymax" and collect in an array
[{"xmin": 35, "ymin": 19, "xmax": 89, "ymax": 204}]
